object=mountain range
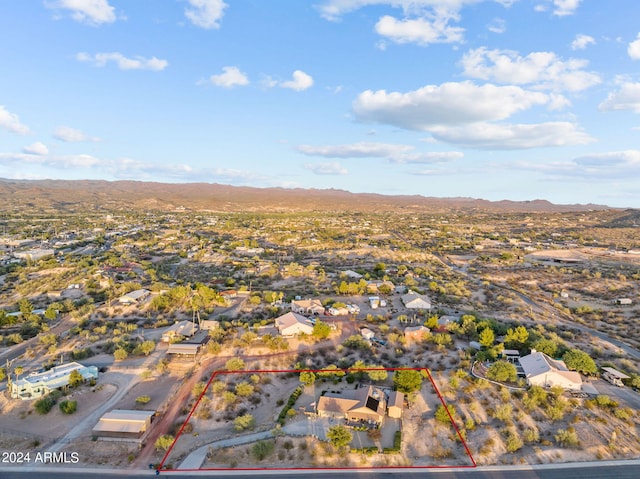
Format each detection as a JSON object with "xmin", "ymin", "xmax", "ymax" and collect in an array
[{"xmin": 0, "ymin": 178, "xmax": 616, "ymax": 214}]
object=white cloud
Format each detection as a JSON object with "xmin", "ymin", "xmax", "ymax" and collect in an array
[
  {"xmin": 0, "ymin": 106, "xmax": 30, "ymax": 135},
  {"xmin": 428, "ymin": 121, "xmax": 594, "ymax": 149},
  {"xmin": 487, "ymin": 17, "xmax": 506, "ymax": 34},
  {"xmin": 185, "ymin": 0, "xmax": 227, "ymax": 29},
  {"xmin": 53, "ymin": 126, "xmax": 101, "ymax": 142},
  {"xmin": 297, "ymin": 142, "xmax": 413, "ymax": 158},
  {"xmin": 628, "ymin": 33, "xmax": 640, "ymax": 60},
  {"xmin": 280, "ymin": 70, "xmax": 314, "ymax": 91},
  {"xmin": 304, "ymin": 161, "xmax": 349, "ymax": 175},
  {"xmin": 391, "ymin": 151, "xmax": 464, "ymax": 163},
  {"xmin": 571, "ymin": 34, "xmax": 595, "ymax": 50},
  {"xmin": 317, "ymin": 1, "xmax": 511, "ymax": 21},
  {"xmin": 460, "ymin": 47, "xmax": 601, "ymax": 92},
  {"xmin": 207, "ymin": 66, "xmax": 249, "ymax": 88},
  {"xmin": 0, "ymin": 151, "xmax": 104, "ymax": 168},
  {"xmin": 353, "ymin": 81, "xmax": 550, "ymax": 130},
  {"xmin": 297, "ymin": 141, "xmax": 462, "ymax": 163},
  {"xmin": 374, "ymin": 14, "xmax": 464, "ymax": 45},
  {"xmin": 45, "ymin": 0, "xmax": 116, "ymax": 25},
  {"xmin": 514, "ymin": 150, "xmax": 640, "ymax": 180},
  {"xmin": 551, "ymin": 0, "xmax": 581, "ymax": 16},
  {"xmin": 599, "ymin": 82, "xmax": 640, "ymax": 113},
  {"xmin": 575, "ymin": 150, "xmax": 640, "ymax": 168},
  {"xmin": 22, "ymin": 142, "xmax": 49, "ymax": 155},
  {"xmin": 76, "ymin": 52, "xmax": 168, "ymax": 71}
]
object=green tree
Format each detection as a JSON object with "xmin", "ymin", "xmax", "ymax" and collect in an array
[
  {"xmin": 35, "ymin": 396, "xmax": 56, "ymax": 414},
  {"xmin": 19, "ymin": 298, "xmax": 34, "ymax": 318},
  {"xmin": 0, "ymin": 367, "xmax": 6, "ymax": 382},
  {"xmin": 532, "ymin": 338, "xmax": 558, "ymax": 357},
  {"xmin": 225, "ymin": 358, "xmax": 245, "ymax": 371},
  {"xmin": 393, "ymin": 369, "xmax": 423, "ymax": 394},
  {"xmin": 312, "ymin": 321, "xmax": 331, "ymax": 340},
  {"xmin": 504, "ymin": 326, "xmax": 529, "ymax": 347},
  {"xmin": 299, "ymin": 371, "xmax": 316, "ymax": 385},
  {"xmin": 192, "ymin": 381, "xmax": 207, "ymax": 398},
  {"xmin": 485, "ymin": 360, "xmax": 518, "ymax": 382},
  {"xmin": 59, "ymin": 400, "xmax": 77, "ymax": 414},
  {"xmin": 155, "ymin": 434, "xmax": 175, "ymax": 451},
  {"xmin": 234, "ymin": 413, "xmax": 256, "ymax": 431},
  {"xmin": 113, "ymin": 348, "xmax": 128, "ymax": 361},
  {"xmin": 138, "ymin": 340, "xmax": 156, "ymax": 356},
  {"xmin": 327, "ymin": 425, "xmax": 353, "ymax": 449},
  {"xmin": 69, "ymin": 369, "xmax": 83, "ymax": 388},
  {"xmin": 367, "ymin": 365, "xmax": 388, "ymax": 382},
  {"xmin": 373, "ymin": 262, "xmax": 386, "ymax": 278},
  {"xmin": 478, "ymin": 327, "xmax": 495, "ymax": 348},
  {"xmin": 435, "ymin": 404, "xmax": 457, "ymax": 425},
  {"xmin": 235, "ymin": 381, "xmax": 255, "ymax": 397},
  {"xmin": 562, "ymin": 349, "xmax": 597, "ymax": 375}
]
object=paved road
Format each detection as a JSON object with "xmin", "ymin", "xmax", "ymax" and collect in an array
[{"xmin": 2, "ymin": 461, "xmax": 640, "ymax": 479}]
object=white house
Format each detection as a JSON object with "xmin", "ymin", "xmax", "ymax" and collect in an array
[
  {"xmin": 360, "ymin": 327, "xmax": 375, "ymax": 340},
  {"xmin": 342, "ymin": 270, "xmax": 363, "ymax": 280},
  {"xmin": 291, "ymin": 299, "xmax": 325, "ymax": 315},
  {"xmin": 9, "ymin": 362, "xmax": 98, "ymax": 400},
  {"xmin": 401, "ymin": 291, "xmax": 431, "ymax": 310},
  {"xmin": 118, "ymin": 288, "xmax": 150, "ymax": 305},
  {"xmin": 275, "ymin": 312, "xmax": 314, "ymax": 337},
  {"xmin": 519, "ymin": 351, "xmax": 582, "ymax": 391}
]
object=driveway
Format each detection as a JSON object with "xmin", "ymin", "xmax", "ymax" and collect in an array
[{"xmin": 592, "ymin": 379, "xmax": 640, "ymax": 410}]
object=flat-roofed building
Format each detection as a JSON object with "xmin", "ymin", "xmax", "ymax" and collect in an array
[
  {"xmin": 9, "ymin": 362, "xmax": 98, "ymax": 400},
  {"xmin": 93, "ymin": 409, "xmax": 155, "ymax": 441}
]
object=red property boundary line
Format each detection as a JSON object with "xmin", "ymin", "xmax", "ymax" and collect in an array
[{"xmin": 157, "ymin": 367, "xmax": 476, "ymax": 473}]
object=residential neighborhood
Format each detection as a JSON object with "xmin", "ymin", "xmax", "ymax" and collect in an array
[{"xmin": 0, "ymin": 201, "xmax": 639, "ymax": 472}]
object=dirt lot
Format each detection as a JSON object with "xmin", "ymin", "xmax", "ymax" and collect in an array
[{"xmin": 0, "ymin": 382, "xmax": 116, "ymax": 443}]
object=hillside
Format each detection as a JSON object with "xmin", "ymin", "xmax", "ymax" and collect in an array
[{"xmin": 0, "ymin": 178, "xmax": 615, "ymax": 214}]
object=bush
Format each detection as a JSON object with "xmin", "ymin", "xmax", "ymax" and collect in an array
[
  {"xmin": 59, "ymin": 400, "xmax": 77, "ymax": 414},
  {"xmin": 277, "ymin": 386, "xmax": 303, "ymax": 426},
  {"xmin": 435, "ymin": 404, "xmax": 457, "ymax": 425},
  {"xmin": 486, "ymin": 360, "xmax": 517, "ymax": 382},
  {"xmin": 155, "ymin": 434, "xmax": 175, "ymax": 451},
  {"xmin": 136, "ymin": 395, "xmax": 151, "ymax": 404},
  {"xmin": 233, "ymin": 413, "xmax": 255, "ymax": 431},
  {"xmin": 555, "ymin": 428, "xmax": 580, "ymax": 447},
  {"xmin": 35, "ymin": 396, "xmax": 56, "ymax": 415},
  {"xmin": 251, "ymin": 440, "xmax": 275, "ymax": 460},
  {"xmin": 504, "ymin": 430, "xmax": 523, "ymax": 452}
]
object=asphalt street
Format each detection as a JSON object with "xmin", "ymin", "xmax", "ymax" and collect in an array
[{"xmin": 2, "ymin": 462, "xmax": 640, "ymax": 479}]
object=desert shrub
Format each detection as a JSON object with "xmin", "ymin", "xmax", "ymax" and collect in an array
[
  {"xmin": 155, "ymin": 435, "xmax": 175, "ymax": 451},
  {"xmin": 613, "ymin": 407, "xmax": 633, "ymax": 420},
  {"xmin": 59, "ymin": 400, "xmax": 77, "ymax": 414},
  {"xmin": 233, "ymin": 413, "xmax": 255, "ymax": 431},
  {"xmin": 252, "ymin": 440, "xmax": 274, "ymax": 460},
  {"xmin": 523, "ymin": 428, "xmax": 540, "ymax": 443},
  {"xmin": 555, "ymin": 428, "xmax": 580, "ymax": 447},
  {"xmin": 493, "ymin": 403, "xmax": 513, "ymax": 422},
  {"xmin": 35, "ymin": 396, "xmax": 56, "ymax": 415},
  {"xmin": 504, "ymin": 430, "xmax": 523, "ymax": 452},
  {"xmin": 595, "ymin": 395, "xmax": 618, "ymax": 408},
  {"xmin": 435, "ymin": 404, "xmax": 457, "ymax": 425}
]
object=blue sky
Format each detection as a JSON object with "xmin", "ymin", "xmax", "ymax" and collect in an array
[{"xmin": 1, "ymin": 1, "xmax": 639, "ymax": 207}]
